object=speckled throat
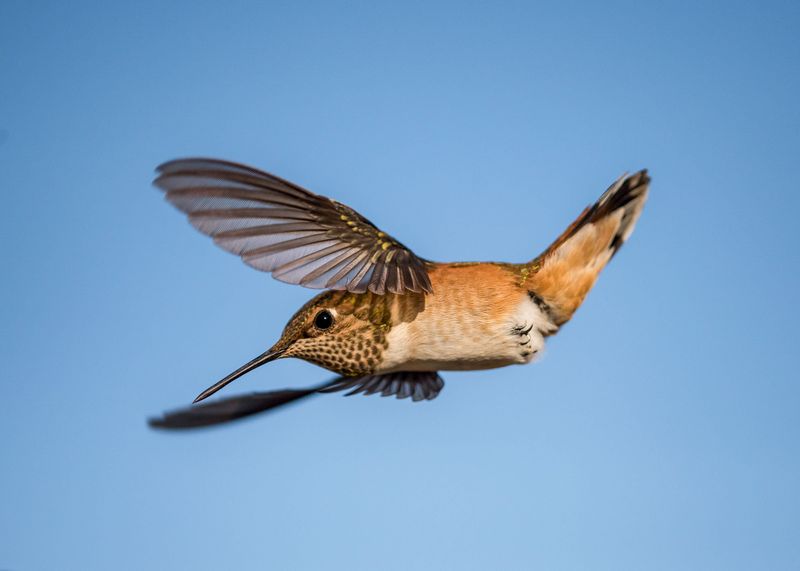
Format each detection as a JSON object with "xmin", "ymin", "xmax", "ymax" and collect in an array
[{"xmin": 277, "ymin": 289, "xmax": 426, "ymax": 377}]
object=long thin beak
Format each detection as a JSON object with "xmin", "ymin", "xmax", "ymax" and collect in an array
[{"xmin": 193, "ymin": 349, "xmax": 284, "ymax": 403}]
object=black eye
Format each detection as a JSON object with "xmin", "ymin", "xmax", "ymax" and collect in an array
[{"xmin": 314, "ymin": 310, "xmax": 334, "ymax": 330}]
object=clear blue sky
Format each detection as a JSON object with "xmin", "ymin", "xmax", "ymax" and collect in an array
[{"xmin": 2, "ymin": 1, "xmax": 798, "ymax": 569}]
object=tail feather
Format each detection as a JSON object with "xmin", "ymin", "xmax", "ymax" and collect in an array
[{"xmin": 525, "ymin": 170, "xmax": 650, "ymax": 326}]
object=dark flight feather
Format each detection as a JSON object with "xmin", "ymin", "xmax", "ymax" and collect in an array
[{"xmin": 319, "ymin": 371, "xmax": 445, "ymax": 402}]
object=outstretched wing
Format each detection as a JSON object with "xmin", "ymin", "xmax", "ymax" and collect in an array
[
  {"xmin": 319, "ymin": 371, "xmax": 445, "ymax": 402},
  {"xmin": 154, "ymin": 158, "xmax": 432, "ymax": 295}
]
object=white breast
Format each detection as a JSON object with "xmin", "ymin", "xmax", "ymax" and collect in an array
[{"xmin": 378, "ymin": 294, "xmax": 556, "ymax": 373}]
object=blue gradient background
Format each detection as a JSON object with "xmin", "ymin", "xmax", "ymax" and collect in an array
[{"xmin": 2, "ymin": 1, "xmax": 799, "ymax": 569}]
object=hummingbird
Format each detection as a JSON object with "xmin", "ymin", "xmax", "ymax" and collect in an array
[{"xmin": 149, "ymin": 158, "xmax": 649, "ymax": 428}]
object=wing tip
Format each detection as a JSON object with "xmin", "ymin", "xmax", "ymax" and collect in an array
[{"xmin": 155, "ymin": 157, "xmax": 266, "ymax": 174}]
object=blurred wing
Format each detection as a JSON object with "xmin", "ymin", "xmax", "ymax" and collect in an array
[
  {"xmin": 148, "ymin": 373, "xmax": 443, "ymax": 429},
  {"xmin": 154, "ymin": 158, "xmax": 432, "ymax": 295},
  {"xmin": 148, "ymin": 382, "xmax": 335, "ymax": 429},
  {"xmin": 319, "ymin": 371, "xmax": 445, "ymax": 402}
]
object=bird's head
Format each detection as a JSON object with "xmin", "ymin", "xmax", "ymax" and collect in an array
[{"xmin": 192, "ymin": 290, "xmax": 417, "ymax": 403}]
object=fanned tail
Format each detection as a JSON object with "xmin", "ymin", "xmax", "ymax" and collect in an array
[{"xmin": 525, "ymin": 170, "xmax": 650, "ymax": 326}]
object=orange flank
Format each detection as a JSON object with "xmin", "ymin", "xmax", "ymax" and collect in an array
[{"xmin": 379, "ymin": 263, "xmax": 532, "ymax": 373}]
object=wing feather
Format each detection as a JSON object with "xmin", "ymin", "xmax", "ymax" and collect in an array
[
  {"xmin": 319, "ymin": 371, "xmax": 445, "ymax": 402},
  {"xmin": 155, "ymin": 158, "xmax": 432, "ymax": 295}
]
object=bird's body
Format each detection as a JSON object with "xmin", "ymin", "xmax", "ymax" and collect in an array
[
  {"xmin": 357, "ymin": 263, "xmax": 553, "ymax": 374},
  {"xmin": 149, "ymin": 158, "xmax": 650, "ymax": 428},
  {"xmin": 277, "ymin": 263, "xmax": 549, "ymax": 377}
]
